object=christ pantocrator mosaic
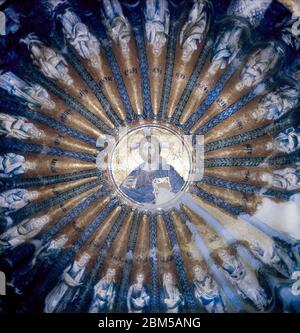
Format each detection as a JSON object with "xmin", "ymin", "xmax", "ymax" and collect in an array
[{"xmin": 0, "ymin": 0, "xmax": 300, "ymax": 313}]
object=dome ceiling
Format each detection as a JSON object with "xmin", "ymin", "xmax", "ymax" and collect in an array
[{"xmin": 0, "ymin": 0, "xmax": 300, "ymax": 313}]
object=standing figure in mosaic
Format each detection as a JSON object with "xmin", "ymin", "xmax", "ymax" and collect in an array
[
  {"xmin": 208, "ymin": 21, "xmax": 247, "ymax": 75},
  {"xmin": 217, "ymin": 249, "xmax": 269, "ymax": 310},
  {"xmin": 21, "ymin": 33, "xmax": 73, "ymax": 86},
  {"xmin": 272, "ymin": 127, "xmax": 300, "ymax": 154},
  {"xmin": 161, "ymin": 272, "xmax": 184, "ymax": 313},
  {"xmin": 44, "ymin": 252, "xmax": 91, "ymax": 313},
  {"xmin": 0, "ymin": 215, "xmax": 49, "ymax": 249},
  {"xmin": 249, "ymin": 241, "xmax": 298, "ymax": 278},
  {"xmin": 0, "ymin": 153, "xmax": 35, "ymax": 178},
  {"xmin": 102, "ymin": 0, "xmax": 131, "ymax": 54},
  {"xmin": 127, "ymin": 272, "xmax": 150, "ymax": 313},
  {"xmin": 0, "ymin": 189, "xmax": 38, "ymax": 214},
  {"xmin": 60, "ymin": 9, "xmax": 101, "ymax": 68},
  {"xmin": 0, "ymin": 71, "xmax": 55, "ymax": 109},
  {"xmin": 89, "ymin": 268, "xmax": 116, "ymax": 313},
  {"xmin": 235, "ymin": 42, "xmax": 284, "ymax": 91},
  {"xmin": 253, "ymin": 85, "xmax": 300, "ymax": 121},
  {"xmin": 179, "ymin": 0, "xmax": 208, "ymax": 62},
  {"xmin": 0, "ymin": 113, "xmax": 43, "ymax": 140},
  {"xmin": 261, "ymin": 167, "xmax": 300, "ymax": 191},
  {"xmin": 145, "ymin": 0, "xmax": 169, "ymax": 56},
  {"xmin": 192, "ymin": 265, "xmax": 226, "ymax": 313}
]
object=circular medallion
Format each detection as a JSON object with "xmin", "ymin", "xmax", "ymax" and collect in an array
[{"xmin": 109, "ymin": 124, "xmax": 192, "ymax": 210}]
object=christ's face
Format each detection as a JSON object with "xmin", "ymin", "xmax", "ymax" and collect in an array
[
  {"xmin": 139, "ymin": 138, "xmax": 160, "ymax": 164},
  {"xmin": 143, "ymin": 142, "xmax": 156, "ymax": 162}
]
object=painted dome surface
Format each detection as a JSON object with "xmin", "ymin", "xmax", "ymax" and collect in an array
[{"xmin": 0, "ymin": 0, "xmax": 300, "ymax": 313}]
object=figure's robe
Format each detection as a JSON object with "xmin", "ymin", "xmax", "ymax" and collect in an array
[
  {"xmin": 193, "ymin": 278, "xmax": 225, "ymax": 313},
  {"xmin": 127, "ymin": 284, "xmax": 150, "ymax": 313},
  {"xmin": 0, "ymin": 114, "xmax": 35, "ymax": 140},
  {"xmin": 89, "ymin": 279, "xmax": 116, "ymax": 313},
  {"xmin": 275, "ymin": 127, "xmax": 300, "ymax": 153},
  {"xmin": 221, "ymin": 258, "xmax": 268, "ymax": 310},
  {"xmin": 160, "ymin": 285, "xmax": 184, "ymax": 313},
  {"xmin": 120, "ymin": 162, "xmax": 185, "ymax": 203},
  {"xmin": 44, "ymin": 262, "xmax": 86, "ymax": 313},
  {"xmin": 0, "ymin": 189, "xmax": 30, "ymax": 214},
  {"xmin": 0, "ymin": 154, "xmax": 26, "ymax": 177}
]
